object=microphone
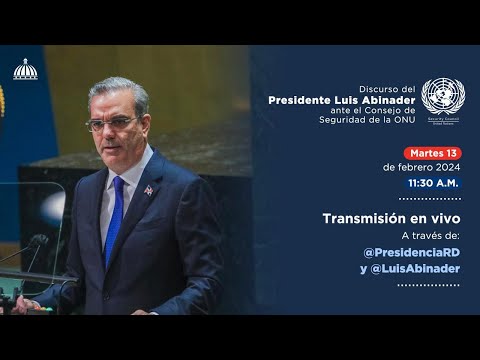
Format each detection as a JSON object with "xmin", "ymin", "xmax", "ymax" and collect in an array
[
  {"xmin": 0, "ymin": 234, "xmax": 49, "ymax": 264},
  {"xmin": 20, "ymin": 234, "xmax": 50, "ymax": 294},
  {"xmin": 0, "ymin": 234, "xmax": 50, "ymax": 314},
  {"xmin": 29, "ymin": 234, "xmax": 49, "ymax": 247}
]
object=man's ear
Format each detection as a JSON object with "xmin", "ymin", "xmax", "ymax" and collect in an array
[{"xmin": 141, "ymin": 114, "xmax": 151, "ymax": 136}]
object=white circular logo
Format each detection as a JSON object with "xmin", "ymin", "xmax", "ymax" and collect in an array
[{"xmin": 421, "ymin": 77, "xmax": 465, "ymax": 115}]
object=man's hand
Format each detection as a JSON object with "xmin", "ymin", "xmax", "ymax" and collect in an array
[
  {"xmin": 11, "ymin": 295, "xmax": 36, "ymax": 315},
  {"xmin": 131, "ymin": 309, "xmax": 152, "ymax": 315}
]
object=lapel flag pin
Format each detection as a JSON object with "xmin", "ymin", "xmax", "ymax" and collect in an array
[{"xmin": 144, "ymin": 184, "xmax": 153, "ymax": 196}]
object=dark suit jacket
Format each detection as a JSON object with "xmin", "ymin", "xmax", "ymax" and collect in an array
[{"xmin": 34, "ymin": 149, "xmax": 224, "ymax": 314}]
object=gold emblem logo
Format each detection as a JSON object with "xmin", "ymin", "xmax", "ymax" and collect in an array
[{"xmin": 0, "ymin": 85, "xmax": 5, "ymax": 118}]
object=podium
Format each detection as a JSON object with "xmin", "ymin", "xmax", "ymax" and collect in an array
[
  {"xmin": 0, "ymin": 182, "xmax": 73, "ymax": 314},
  {"xmin": 0, "ymin": 269, "xmax": 79, "ymax": 315}
]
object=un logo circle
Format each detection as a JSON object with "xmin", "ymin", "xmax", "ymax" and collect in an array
[{"xmin": 422, "ymin": 77, "xmax": 465, "ymax": 115}]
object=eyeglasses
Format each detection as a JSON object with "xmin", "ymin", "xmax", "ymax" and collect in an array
[{"xmin": 85, "ymin": 116, "xmax": 142, "ymax": 132}]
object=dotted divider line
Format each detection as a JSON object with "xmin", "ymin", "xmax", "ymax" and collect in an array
[
  {"xmin": 397, "ymin": 284, "xmax": 460, "ymax": 287},
  {"xmin": 399, "ymin": 197, "xmax": 462, "ymax": 201}
]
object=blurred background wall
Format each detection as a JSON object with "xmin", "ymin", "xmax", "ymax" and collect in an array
[{"xmin": 44, "ymin": 45, "xmax": 250, "ymax": 155}]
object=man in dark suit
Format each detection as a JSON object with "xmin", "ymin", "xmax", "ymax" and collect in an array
[{"xmin": 13, "ymin": 77, "xmax": 223, "ymax": 314}]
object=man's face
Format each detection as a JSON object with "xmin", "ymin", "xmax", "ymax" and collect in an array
[{"xmin": 90, "ymin": 89, "xmax": 151, "ymax": 174}]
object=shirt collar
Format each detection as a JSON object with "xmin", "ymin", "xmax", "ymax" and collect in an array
[{"xmin": 106, "ymin": 144, "xmax": 154, "ymax": 190}]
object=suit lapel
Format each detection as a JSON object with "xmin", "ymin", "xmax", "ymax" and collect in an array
[
  {"xmin": 93, "ymin": 168, "xmax": 108, "ymax": 274},
  {"xmin": 105, "ymin": 152, "xmax": 165, "ymax": 274}
]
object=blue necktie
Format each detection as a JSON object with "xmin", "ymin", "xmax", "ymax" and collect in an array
[{"xmin": 104, "ymin": 176, "xmax": 124, "ymax": 268}]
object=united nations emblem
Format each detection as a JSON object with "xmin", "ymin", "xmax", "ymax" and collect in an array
[
  {"xmin": 0, "ymin": 85, "xmax": 5, "ymax": 118},
  {"xmin": 421, "ymin": 77, "xmax": 465, "ymax": 115}
]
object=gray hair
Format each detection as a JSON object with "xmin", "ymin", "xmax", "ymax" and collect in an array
[{"xmin": 88, "ymin": 77, "xmax": 149, "ymax": 117}]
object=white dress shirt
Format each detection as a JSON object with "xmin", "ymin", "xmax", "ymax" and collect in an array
[{"xmin": 100, "ymin": 144, "xmax": 154, "ymax": 250}]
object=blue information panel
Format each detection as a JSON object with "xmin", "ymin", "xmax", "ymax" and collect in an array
[{"xmin": 250, "ymin": 45, "xmax": 477, "ymax": 314}]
